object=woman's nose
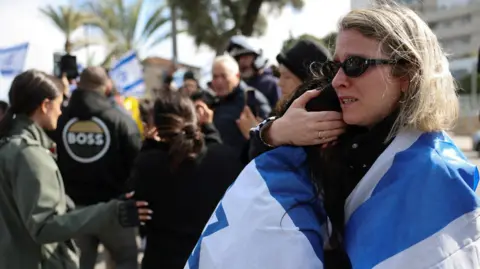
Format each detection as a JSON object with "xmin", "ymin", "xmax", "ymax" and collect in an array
[{"xmin": 331, "ymin": 68, "xmax": 349, "ymax": 90}]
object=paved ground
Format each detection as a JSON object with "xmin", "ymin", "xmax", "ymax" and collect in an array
[{"xmin": 93, "ymin": 134, "xmax": 480, "ymax": 268}]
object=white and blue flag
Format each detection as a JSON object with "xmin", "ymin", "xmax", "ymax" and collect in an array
[
  {"xmin": 0, "ymin": 42, "xmax": 29, "ymax": 76},
  {"xmin": 109, "ymin": 51, "xmax": 145, "ymax": 98},
  {"xmin": 186, "ymin": 130, "xmax": 480, "ymax": 269}
]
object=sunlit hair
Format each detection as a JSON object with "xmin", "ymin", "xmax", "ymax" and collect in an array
[
  {"xmin": 340, "ymin": 1, "xmax": 458, "ymax": 139},
  {"xmin": 212, "ymin": 54, "xmax": 240, "ymax": 76}
]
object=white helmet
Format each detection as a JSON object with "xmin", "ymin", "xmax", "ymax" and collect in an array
[{"xmin": 226, "ymin": 35, "xmax": 268, "ymax": 70}]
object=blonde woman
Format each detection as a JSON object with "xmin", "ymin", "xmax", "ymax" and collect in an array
[{"xmin": 187, "ymin": 2, "xmax": 480, "ymax": 269}]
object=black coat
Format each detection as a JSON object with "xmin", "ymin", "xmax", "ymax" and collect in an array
[
  {"xmin": 131, "ymin": 126, "xmax": 244, "ymax": 269},
  {"xmin": 213, "ymin": 81, "xmax": 271, "ymax": 158},
  {"xmin": 51, "ymin": 89, "xmax": 141, "ymax": 205}
]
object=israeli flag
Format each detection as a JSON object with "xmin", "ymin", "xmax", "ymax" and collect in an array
[
  {"xmin": 109, "ymin": 51, "xmax": 145, "ymax": 98},
  {"xmin": 186, "ymin": 130, "xmax": 480, "ymax": 269},
  {"xmin": 344, "ymin": 130, "xmax": 480, "ymax": 269},
  {"xmin": 186, "ymin": 145, "xmax": 326, "ymax": 269},
  {"xmin": 0, "ymin": 43, "xmax": 29, "ymax": 76},
  {"xmin": 173, "ymin": 68, "xmax": 187, "ymax": 89}
]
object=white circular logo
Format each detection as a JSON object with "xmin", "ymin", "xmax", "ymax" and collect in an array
[{"xmin": 62, "ymin": 117, "xmax": 111, "ymax": 163}]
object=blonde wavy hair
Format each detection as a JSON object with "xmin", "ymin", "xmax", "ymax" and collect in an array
[{"xmin": 339, "ymin": 1, "xmax": 458, "ymax": 139}]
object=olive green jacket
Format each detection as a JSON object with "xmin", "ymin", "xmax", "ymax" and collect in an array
[{"xmin": 0, "ymin": 115, "xmax": 122, "ymax": 269}]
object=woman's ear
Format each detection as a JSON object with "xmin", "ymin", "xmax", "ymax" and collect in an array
[{"xmin": 40, "ymin": 98, "xmax": 50, "ymax": 114}]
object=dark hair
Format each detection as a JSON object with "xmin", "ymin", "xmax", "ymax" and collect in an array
[
  {"xmin": 0, "ymin": 70, "xmax": 62, "ymax": 138},
  {"xmin": 139, "ymin": 99, "xmax": 154, "ymax": 124},
  {"xmin": 153, "ymin": 91, "xmax": 204, "ymax": 170},
  {"xmin": 190, "ymin": 90, "xmax": 219, "ymax": 109},
  {"xmin": 279, "ymin": 78, "xmax": 351, "ymax": 268},
  {"xmin": 0, "ymin": 101, "xmax": 8, "ymax": 114},
  {"xmin": 78, "ymin": 66, "xmax": 110, "ymax": 92}
]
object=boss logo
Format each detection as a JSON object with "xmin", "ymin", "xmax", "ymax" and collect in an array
[
  {"xmin": 62, "ymin": 117, "xmax": 111, "ymax": 163},
  {"xmin": 67, "ymin": 132, "xmax": 104, "ymax": 146}
]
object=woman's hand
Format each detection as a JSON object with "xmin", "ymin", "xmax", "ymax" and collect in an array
[{"xmin": 265, "ymin": 90, "xmax": 346, "ymax": 147}]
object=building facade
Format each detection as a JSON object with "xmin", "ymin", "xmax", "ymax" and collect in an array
[{"xmin": 350, "ymin": 0, "xmax": 480, "ymax": 78}]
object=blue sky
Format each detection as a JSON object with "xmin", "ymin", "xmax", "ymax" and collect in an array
[{"xmin": 0, "ymin": 0, "xmax": 350, "ymax": 98}]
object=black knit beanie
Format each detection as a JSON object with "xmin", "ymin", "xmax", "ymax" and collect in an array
[{"xmin": 276, "ymin": 39, "xmax": 332, "ymax": 81}]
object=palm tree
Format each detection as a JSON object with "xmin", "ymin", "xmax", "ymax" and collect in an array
[
  {"xmin": 86, "ymin": 0, "xmax": 173, "ymax": 67},
  {"xmin": 39, "ymin": 5, "xmax": 99, "ymax": 53}
]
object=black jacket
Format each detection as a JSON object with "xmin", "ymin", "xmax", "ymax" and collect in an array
[
  {"xmin": 51, "ymin": 89, "xmax": 141, "ymax": 205},
  {"xmin": 213, "ymin": 81, "xmax": 271, "ymax": 158},
  {"xmin": 131, "ymin": 127, "xmax": 243, "ymax": 269},
  {"xmin": 245, "ymin": 73, "xmax": 280, "ymax": 109}
]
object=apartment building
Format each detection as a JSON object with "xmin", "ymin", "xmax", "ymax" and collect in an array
[{"xmin": 350, "ymin": 0, "xmax": 480, "ymax": 78}]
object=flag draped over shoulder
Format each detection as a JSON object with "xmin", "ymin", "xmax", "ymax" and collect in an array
[
  {"xmin": 345, "ymin": 130, "xmax": 480, "ymax": 269},
  {"xmin": 186, "ymin": 130, "xmax": 480, "ymax": 269},
  {"xmin": 185, "ymin": 146, "xmax": 326, "ymax": 269}
]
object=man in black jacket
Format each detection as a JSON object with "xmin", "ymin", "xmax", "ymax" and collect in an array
[
  {"xmin": 52, "ymin": 66, "xmax": 141, "ymax": 269},
  {"xmin": 210, "ymin": 54, "xmax": 271, "ymax": 160}
]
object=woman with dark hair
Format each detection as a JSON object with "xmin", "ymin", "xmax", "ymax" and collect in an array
[
  {"xmin": 0, "ymin": 69, "xmax": 151, "ymax": 269},
  {"xmin": 130, "ymin": 91, "xmax": 244, "ymax": 269}
]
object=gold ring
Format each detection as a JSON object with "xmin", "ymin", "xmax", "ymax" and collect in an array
[{"xmin": 318, "ymin": 131, "xmax": 326, "ymax": 140}]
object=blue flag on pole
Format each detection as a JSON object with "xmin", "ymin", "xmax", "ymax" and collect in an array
[
  {"xmin": 109, "ymin": 51, "xmax": 145, "ymax": 98},
  {"xmin": 0, "ymin": 43, "xmax": 29, "ymax": 76},
  {"xmin": 186, "ymin": 130, "xmax": 480, "ymax": 269}
]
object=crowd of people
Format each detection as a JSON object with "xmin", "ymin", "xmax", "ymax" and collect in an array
[{"xmin": 0, "ymin": 2, "xmax": 480, "ymax": 269}]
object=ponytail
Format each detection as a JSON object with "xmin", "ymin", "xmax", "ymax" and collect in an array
[
  {"xmin": 153, "ymin": 90, "xmax": 206, "ymax": 171},
  {"xmin": 167, "ymin": 122, "xmax": 204, "ymax": 170},
  {"xmin": 155, "ymin": 112, "xmax": 205, "ymax": 171},
  {"xmin": 0, "ymin": 108, "xmax": 15, "ymax": 138}
]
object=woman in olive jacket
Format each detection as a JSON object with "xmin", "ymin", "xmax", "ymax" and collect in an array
[{"xmin": 0, "ymin": 70, "xmax": 151, "ymax": 269}]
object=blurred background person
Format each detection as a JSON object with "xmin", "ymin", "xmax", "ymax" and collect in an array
[
  {"xmin": 191, "ymin": 90, "xmax": 222, "ymax": 145},
  {"xmin": 209, "ymin": 54, "xmax": 271, "ymax": 162},
  {"xmin": 130, "ymin": 91, "xmax": 243, "ymax": 269},
  {"xmin": 227, "ymin": 35, "xmax": 281, "ymax": 108},
  {"xmin": 181, "ymin": 70, "xmax": 201, "ymax": 96},
  {"xmin": 275, "ymin": 38, "xmax": 332, "ymax": 113},
  {"xmin": 51, "ymin": 66, "xmax": 142, "ymax": 269}
]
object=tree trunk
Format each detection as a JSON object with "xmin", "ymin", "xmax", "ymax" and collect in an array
[
  {"xmin": 239, "ymin": 0, "xmax": 265, "ymax": 36},
  {"xmin": 65, "ymin": 38, "xmax": 72, "ymax": 54}
]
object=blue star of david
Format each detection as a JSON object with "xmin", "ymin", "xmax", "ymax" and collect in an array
[
  {"xmin": 118, "ymin": 71, "xmax": 127, "ymax": 83},
  {"xmin": 188, "ymin": 202, "xmax": 229, "ymax": 269}
]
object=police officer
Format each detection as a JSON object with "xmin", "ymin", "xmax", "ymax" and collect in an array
[
  {"xmin": 226, "ymin": 35, "xmax": 281, "ymax": 108},
  {"xmin": 52, "ymin": 66, "xmax": 142, "ymax": 269}
]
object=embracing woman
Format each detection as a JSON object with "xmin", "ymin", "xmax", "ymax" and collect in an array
[{"xmin": 186, "ymin": 2, "xmax": 480, "ymax": 269}]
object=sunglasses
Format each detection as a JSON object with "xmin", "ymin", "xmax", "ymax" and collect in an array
[{"xmin": 321, "ymin": 56, "xmax": 398, "ymax": 80}]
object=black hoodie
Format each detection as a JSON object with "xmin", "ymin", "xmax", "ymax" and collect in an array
[{"xmin": 52, "ymin": 89, "xmax": 142, "ymax": 205}]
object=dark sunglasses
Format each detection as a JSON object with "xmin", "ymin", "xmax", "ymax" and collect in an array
[{"xmin": 321, "ymin": 56, "xmax": 398, "ymax": 80}]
